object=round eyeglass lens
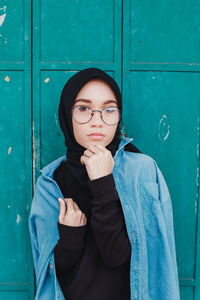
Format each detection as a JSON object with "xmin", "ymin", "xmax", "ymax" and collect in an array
[
  {"xmin": 102, "ymin": 107, "xmax": 121, "ymax": 125},
  {"xmin": 72, "ymin": 106, "xmax": 121, "ymax": 125}
]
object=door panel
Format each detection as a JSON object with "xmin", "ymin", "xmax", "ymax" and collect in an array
[
  {"xmin": 122, "ymin": 1, "xmax": 200, "ymax": 299},
  {"xmin": 33, "ymin": 0, "xmax": 122, "ymax": 181},
  {"xmin": 40, "ymin": 0, "xmax": 116, "ymax": 63},
  {"xmin": 0, "ymin": 0, "xmax": 33, "ymax": 299}
]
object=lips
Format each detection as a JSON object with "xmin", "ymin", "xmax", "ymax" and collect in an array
[{"xmin": 88, "ymin": 133, "xmax": 105, "ymax": 136}]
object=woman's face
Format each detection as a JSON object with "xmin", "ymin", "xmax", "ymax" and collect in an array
[{"xmin": 72, "ymin": 79, "xmax": 119, "ymax": 149}]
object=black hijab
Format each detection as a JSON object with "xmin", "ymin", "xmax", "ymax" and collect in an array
[{"xmin": 54, "ymin": 68, "xmax": 142, "ymax": 212}]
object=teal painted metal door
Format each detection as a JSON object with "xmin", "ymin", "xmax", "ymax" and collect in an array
[
  {"xmin": 0, "ymin": 1, "xmax": 199, "ymax": 299},
  {"xmin": 122, "ymin": 2, "xmax": 200, "ymax": 299},
  {"xmin": 0, "ymin": 0, "xmax": 34, "ymax": 299}
]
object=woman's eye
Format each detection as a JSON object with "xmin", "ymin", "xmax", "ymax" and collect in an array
[
  {"xmin": 78, "ymin": 105, "xmax": 89, "ymax": 111},
  {"xmin": 105, "ymin": 107, "xmax": 117, "ymax": 112}
]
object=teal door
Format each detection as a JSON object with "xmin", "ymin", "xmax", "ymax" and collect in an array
[
  {"xmin": 0, "ymin": 1, "xmax": 199, "ymax": 299},
  {"xmin": 0, "ymin": 0, "xmax": 34, "ymax": 299}
]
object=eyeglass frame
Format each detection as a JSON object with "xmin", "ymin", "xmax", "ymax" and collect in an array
[{"xmin": 71, "ymin": 105, "xmax": 122, "ymax": 126}]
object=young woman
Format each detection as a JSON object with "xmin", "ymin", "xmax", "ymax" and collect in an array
[{"xmin": 29, "ymin": 68, "xmax": 180, "ymax": 300}]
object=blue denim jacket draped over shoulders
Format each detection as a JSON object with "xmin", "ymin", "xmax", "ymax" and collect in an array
[{"xmin": 28, "ymin": 137, "xmax": 180, "ymax": 300}]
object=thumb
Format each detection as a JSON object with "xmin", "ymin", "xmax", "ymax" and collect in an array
[{"xmin": 58, "ymin": 198, "xmax": 66, "ymax": 222}]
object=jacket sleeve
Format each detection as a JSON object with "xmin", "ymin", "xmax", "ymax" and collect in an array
[
  {"xmin": 28, "ymin": 175, "xmax": 66, "ymax": 300},
  {"xmin": 88, "ymin": 173, "xmax": 131, "ymax": 268},
  {"xmin": 152, "ymin": 160, "xmax": 181, "ymax": 299},
  {"xmin": 54, "ymin": 222, "xmax": 87, "ymax": 275}
]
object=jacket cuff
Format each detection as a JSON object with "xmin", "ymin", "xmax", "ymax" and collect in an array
[
  {"xmin": 88, "ymin": 173, "xmax": 119, "ymax": 201},
  {"xmin": 57, "ymin": 221, "xmax": 87, "ymax": 249}
]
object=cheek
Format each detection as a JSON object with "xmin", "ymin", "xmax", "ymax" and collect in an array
[
  {"xmin": 106, "ymin": 124, "xmax": 118, "ymax": 141},
  {"xmin": 111, "ymin": 124, "xmax": 118, "ymax": 135},
  {"xmin": 72, "ymin": 120, "xmax": 87, "ymax": 140},
  {"xmin": 72, "ymin": 119, "xmax": 79, "ymax": 138}
]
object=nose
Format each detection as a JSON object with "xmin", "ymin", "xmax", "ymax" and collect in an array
[{"xmin": 89, "ymin": 110, "xmax": 103, "ymax": 126}]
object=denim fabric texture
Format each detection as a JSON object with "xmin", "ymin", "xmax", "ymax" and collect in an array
[{"xmin": 28, "ymin": 137, "xmax": 180, "ymax": 300}]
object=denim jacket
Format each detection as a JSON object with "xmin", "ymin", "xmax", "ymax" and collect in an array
[{"xmin": 28, "ymin": 137, "xmax": 180, "ymax": 300}]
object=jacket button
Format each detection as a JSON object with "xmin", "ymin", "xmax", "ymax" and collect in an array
[{"xmin": 50, "ymin": 263, "xmax": 54, "ymax": 270}]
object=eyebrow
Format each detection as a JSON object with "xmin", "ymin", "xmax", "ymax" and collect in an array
[{"xmin": 73, "ymin": 98, "xmax": 118, "ymax": 105}]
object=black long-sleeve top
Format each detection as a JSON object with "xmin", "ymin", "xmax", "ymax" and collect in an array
[{"xmin": 54, "ymin": 173, "xmax": 131, "ymax": 300}]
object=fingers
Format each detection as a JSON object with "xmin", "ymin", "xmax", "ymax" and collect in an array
[
  {"xmin": 88, "ymin": 144, "xmax": 105, "ymax": 154},
  {"xmin": 73, "ymin": 201, "xmax": 80, "ymax": 211},
  {"xmin": 58, "ymin": 198, "xmax": 66, "ymax": 222},
  {"xmin": 64, "ymin": 198, "xmax": 74, "ymax": 211},
  {"xmin": 95, "ymin": 143, "xmax": 106, "ymax": 151},
  {"xmin": 81, "ymin": 144, "xmax": 106, "ymax": 165},
  {"xmin": 81, "ymin": 212, "xmax": 87, "ymax": 225},
  {"xmin": 80, "ymin": 155, "xmax": 87, "ymax": 165},
  {"xmin": 58, "ymin": 197, "xmax": 80, "ymax": 212},
  {"xmin": 83, "ymin": 149, "xmax": 94, "ymax": 157}
]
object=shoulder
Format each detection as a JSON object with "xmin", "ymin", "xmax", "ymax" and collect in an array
[
  {"xmin": 119, "ymin": 151, "xmax": 158, "ymax": 182},
  {"xmin": 122, "ymin": 150, "xmax": 157, "ymax": 167},
  {"xmin": 33, "ymin": 173, "xmax": 58, "ymax": 207}
]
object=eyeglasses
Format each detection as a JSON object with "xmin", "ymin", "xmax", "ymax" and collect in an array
[{"xmin": 71, "ymin": 105, "xmax": 121, "ymax": 125}]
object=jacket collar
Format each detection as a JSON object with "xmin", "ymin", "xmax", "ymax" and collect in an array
[{"xmin": 40, "ymin": 136, "xmax": 133, "ymax": 178}]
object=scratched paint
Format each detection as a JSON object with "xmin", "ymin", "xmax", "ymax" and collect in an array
[
  {"xmin": 0, "ymin": 13, "xmax": 6, "ymax": 26},
  {"xmin": 158, "ymin": 114, "xmax": 170, "ymax": 141},
  {"xmin": 4, "ymin": 75, "xmax": 10, "ymax": 82},
  {"xmin": 44, "ymin": 77, "xmax": 50, "ymax": 83},
  {"xmin": 195, "ymin": 166, "xmax": 199, "ymax": 216},
  {"xmin": 196, "ymin": 167, "xmax": 199, "ymax": 187},
  {"xmin": 16, "ymin": 214, "xmax": 21, "ymax": 224},
  {"xmin": 0, "ymin": 5, "xmax": 7, "ymax": 27},
  {"xmin": 8, "ymin": 147, "xmax": 12, "ymax": 155},
  {"xmin": 54, "ymin": 113, "xmax": 61, "ymax": 136}
]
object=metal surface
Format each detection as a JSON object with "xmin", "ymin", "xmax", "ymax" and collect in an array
[
  {"xmin": 0, "ymin": 0, "xmax": 199, "ymax": 299},
  {"xmin": 0, "ymin": 0, "xmax": 34, "ymax": 299}
]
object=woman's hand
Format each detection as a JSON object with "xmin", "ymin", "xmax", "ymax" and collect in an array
[
  {"xmin": 58, "ymin": 198, "xmax": 87, "ymax": 227},
  {"xmin": 80, "ymin": 143, "xmax": 115, "ymax": 180}
]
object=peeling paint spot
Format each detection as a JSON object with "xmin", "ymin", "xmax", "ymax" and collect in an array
[
  {"xmin": 4, "ymin": 75, "xmax": 10, "ymax": 82},
  {"xmin": 8, "ymin": 205, "xmax": 11, "ymax": 208},
  {"xmin": 158, "ymin": 114, "xmax": 170, "ymax": 141},
  {"xmin": 0, "ymin": 13, "xmax": 6, "ymax": 27},
  {"xmin": 16, "ymin": 214, "xmax": 21, "ymax": 224},
  {"xmin": 196, "ymin": 167, "xmax": 199, "ymax": 187},
  {"xmin": 131, "ymin": 28, "xmax": 138, "ymax": 34},
  {"xmin": 152, "ymin": 76, "xmax": 156, "ymax": 79},
  {"xmin": 8, "ymin": 147, "xmax": 12, "ymax": 155},
  {"xmin": 0, "ymin": 5, "xmax": 7, "ymax": 12},
  {"xmin": 54, "ymin": 113, "xmax": 61, "ymax": 136},
  {"xmin": 195, "ymin": 199, "xmax": 197, "ymax": 215},
  {"xmin": 44, "ymin": 77, "xmax": 50, "ymax": 83},
  {"xmin": 196, "ymin": 166, "xmax": 199, "ymax": 216}
]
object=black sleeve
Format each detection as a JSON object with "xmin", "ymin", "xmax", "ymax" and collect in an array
[
  {"xmin": 54, "ymin": 222, "xmax": 87, "ymax": 275},
  {"xmin": 88, "ymin": 173, "xmax": 131, "ymax": 268}
]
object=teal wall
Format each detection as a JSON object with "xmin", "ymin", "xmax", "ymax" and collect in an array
[{"xmin": 0, "ymin": 1, "xmax": 199, "ymax": 299}]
